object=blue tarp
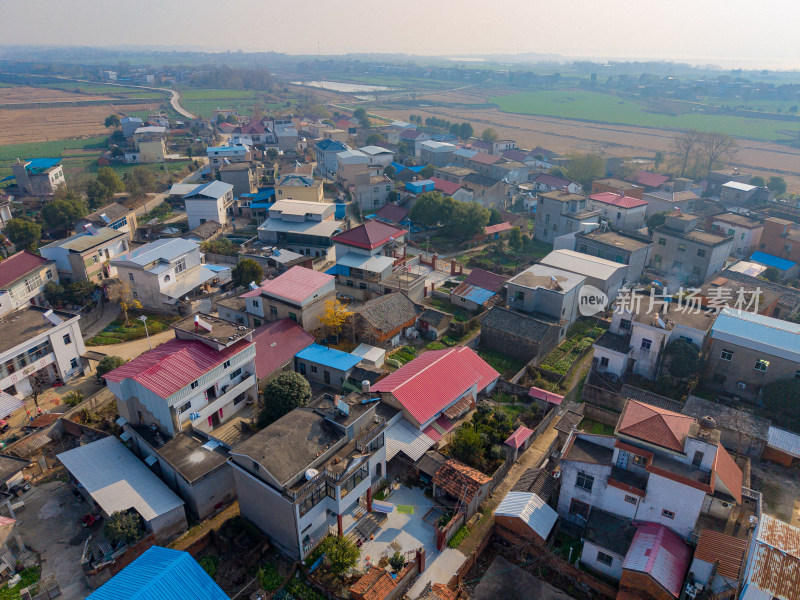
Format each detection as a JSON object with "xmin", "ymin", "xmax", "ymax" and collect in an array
[
  {"xmin": 295, "ymin": 344, "xmax": 362, "ymax": 371},
  {"xmin": 749, "ymin": 251, "xmax": 797, "ymax": 272},
  {"xmin": 334, "ymin": 204, "xmax": 347, "ymax": 219}
]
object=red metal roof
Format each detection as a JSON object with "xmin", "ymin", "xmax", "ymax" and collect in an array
[
  {"xmin": 251, "ymin": 319, "xmax": 314, "ymax": 380},
  {"xmin": 505, "ymin": 425, "xmax": 534, "ymax": 449},
  {"xmin": 628, "ymin": 170, "xmax": 670, "ymax": 188},
  {"xmin": 529, "ymin": 387, "xmax": 564, "ymax": 405},
  {"xmin": 484, "ymin": 223, "xmax": 512, "ymax": 236},
  {"xmin": 617, "ymin": 400, "xmax": 694, "ymax": 453},
  {"xmin": 693, "ymin": 529, "xmax": 747, "ymax": 580},
  {"xmin": 332, "ymin": 221, "xmax": 407, "ymax": 250},
  {"xmin": 241, "ymin": 266, "xmax": 333, "ymax": 304},
  {"xmin": 464, "ymin": 268, "xmax": 506, "ymax": 292},
  {"xmin": 430, "ymin": 177, "xmax": 461, "ymax": 196},
  {"xmin": 712, "ymin": 443, "xmax": 743, "ymax": 503},
  {"xmin": 469, "ymin": 153, "xmax": 501, "ymax": 165},
  {"xmin": 589, "ymin": 191, "xmax": 648, "ymax": 209},
  {"xmin": 423, "ymin": 415, "xmax": 455, "ymax": 443},
  {"xmin": 103, "ymin": 337, "xmax": 252, "ymax": 399},
  {"xmin": 0, "ymin": 250, "xmax": 50, "ymax": 289},
  {"xmin": 622, "ymin": 522, "xmax": 691, "ymax": 598},
  {"xmin": 372, "ymin": 347, "xmax": 499, "ymax": 425},
  {"xmin": 374, "ymin": 203, "xmax": 409, "ymax": 223}
]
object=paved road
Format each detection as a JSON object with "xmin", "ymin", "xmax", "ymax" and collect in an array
[{"xmin": 1, "ymin": 72, "xmax": 196, "ymax": 119}]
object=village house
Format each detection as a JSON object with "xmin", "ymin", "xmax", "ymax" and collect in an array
[
  {"xmin": 350, "ymin": 292, "xmax": 420, "ymax": 347},
  {"xmin": 705, "ymin": 307, "xmax": 800, "ymax": 403},
  {"xmin": 570, "ymin": 227, "xmax": 653, "ymax": 282},
  {"xmin": 275, "ymin": 173, "xmax": 324, "ymax": 203},
  {"xmin": 533, "ymin": 190, "xmax": 600, "ymax": 243},
  {"xmin": 183, "ymin": 220, "xmax": 223, "ymax": 243},
  {"xmin": 229, "ymin": 392, "xmax": 389, "ymax": 559},
  {"xmin": 40, "ymin": 226, "xmax": 129, "ymax": 283},
  {"xmin": 643, "ymin": 190, "xmax": 699, "ymax": 217},
  {"xmin": 350, "ymin": 173, "xmax": 394, "ymax": 213},
  {"xmin": 709, "ymin": 213, "xmax": 764, "ymax": 258},
  {"xmin": 756, "ymin": 217, "xmax": 800, "ymax": 266},
  {"xmin": 433, "ymin": 165, "xmax": 474, "ymax": 185},
  {"xmin": 420, "ymin": 141, "xmax": 456, "ymax": 167},
  {"xmin": 111, "ymin": 238, "xmax": 218, "ymax": 313},
  {"xmin": 591, "ymin": 178, "xmax": 643, "ymax": 199},
  {"xmin": 461, "ymin": 173, "xmax": 507, "ymax": 209},
  {"xmin": 315, "ymin": 139, "xmax": 349, "ymax": 179},
  {"xmin": 250, "ymin": 319, "xmax": 314, "ymax": 388},
  {"xmin": 539, "ymin": 249, "xmax": 629, "ymax": 301},
  {"xmin": 130, "ymin": 126, "xmax": 167, "ymax": 163},
  {"xmin": 706, "ymin": 169, "xmax": 753, "ymax": 197},
  {"xmin": 77, "ymin": 202, "xmax": 138, "ymax": 241},
  {"xmin": 0, "ymin": 250, "xmax": 57, "ymax": 317},
  {"xmin": 506, "ymin": 264, "xmax": 585, "ymax": 325},
  {"xmin": 294, "ymin": 344, "xmax": 362, "ymax": 389},
  {"xmin": 624, "ymin": 170, "xmax": 670, "ymax": 191},
  {"xmin": 531, "ymin": 173, "xmax": 582, "ymax": 195},
  {"xmin": 256, "ymin": 200, "xmax": 343, "ymax": 261},
  {"xmin": 433, "ymin": 460, "xmax": 492, "ymax": 520},
  {"xmin": 719, "ymin": 181, "xmax": 774, "ymax": 208},
  {"xmin": 588, "ymin": 192, "xmax": 648, "ymax": 230},
  {"xmin": 688, "ymin": 528, "xmax": 749, "ymax": 597},
  {"xmin": 183, "ymin": 181, "xmax": 235, "ymax": 230},
  {"xmin": 9, "ymin": 158, "xmax": 65, "ymax": 196},
  {"xmin": 450, "ymin": 267, "xmax": 507, "ymax": 312},
  {"xmin": 219, "ymin": 163, "xmax": 259, "ymax": 198},
  {"xmin": 120, "ymin": 116, "xmax": 144, "ymax": 138},
  {"xmin": 479, "ymin": 306, "xmax": 563, "ymax": 364},
  {"xmin": 206, "ymin": 144, "xmax": 251, "ymax": 169},
  {"xmin": 0, "ymin": 305, "xmax": 86, "ymax": 398},
  {"xmin": 416, "ymin": 308, "xmax": 452, "ymax": 341},
  {"xmin": 335, "ymin": 149, "xmax": 371, "ymax": 188}
]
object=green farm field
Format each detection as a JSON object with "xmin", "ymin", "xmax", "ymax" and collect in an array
[
  {"xmin": 178, "ymin": 88, "xmax": 288, "ymax": 118},
  {"xmin": 492, "ymin": 90, "xmax": 800, "ymax": 141}
]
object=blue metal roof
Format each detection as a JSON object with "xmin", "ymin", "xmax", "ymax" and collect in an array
[
  {"xmin": 749, "ymin": 251, "xmax": 797, "ymax": 272},
  {"xmin": 295, "ymin": 343, "xmax": 361, "ymax": 371},
  {"xmin": 87, "ymin": 546, "xmax": 229, "ymax": 600},
  {"xmin": 241, "ymin": 188, "xmax": 275, "ymax": 202},
  {"xmin": 456, "ymin": 285, "xmax": 496, "ymax": 305},
  {"xmin": 711, "ymin": 307, "xmax": 800, "ymax": 362},
  {"xmin": 390, "ymin": 161, "xmax": 406, "ymax": 172},
  {"xmin": 405, "ymin": 180, "xmax": 435, "ymax": 193},
  {"xmin": 25, "ymin": 157, "xmax": 61, "ymax": 171},
  {"xmin": 315, "ymin": 139, "xmax": 347, "ymax": 152}
]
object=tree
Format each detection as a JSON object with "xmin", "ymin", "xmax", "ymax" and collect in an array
[
  {"xmin": 365, "ymin": 133, "xmax": 383, "ymax": 145},
  {"xmin": 86, "ymin": 180, "xmax": 113, "ymax": 209},
  {"xmin": 386, "ymin": 190, "xmax": 399, "ymax": 203},
  {"xmin": 664, "ymin": 339, "xmax": 702, "ymax": 378},
  {"xmin": 508, "ymin": 226, "xmax": 523, "ymax": 251},
  {"xmin": 360, "ymin": 116, "xmax": 372, "ymax": 130},
  {"xmin": 458, "ymin": 122, "xmax": 474, "ymax": 141},
  {"xmin": 117, "ymin": 283, "xmax": 142, "ymax": 325},
  {"xmin": 352, "ymin": 108, "xmax": 367, "ymax": 122},
  {"xmin": 547, "ymin": 166, "xmax": 567, "ymax": 178},
  {"xmin": 5, "ymin": 218, "xmax": 41, "ymax": 251},
  {"xmin": 410, "ymin": 192, "xmax": 445, "ymax": 226},
  {"xmin": 698, "ymin": 131, "xmax": 738, "ymax": 179},
  {"xmin": 481, "ymin": 128, "xmax": 499, "ymax": 143},
  {"xmin": 97, "ymin": 166, "xmax": 125, "ymax": 193},
  {"xmin": 97, "ymin": 355, "xmax": 125, "ymax": 377},
  {"xmin": 63, "ymin": 390, "xmax": 85, "ymax": 407},
  {"xmin": 41, "ymin": 190, "xmax": 88, "ymax": 231},
  {"xmin": 200, "ymin": 237, "xmax": 238, "ymax": 256},
  {"xmin": 320, "ymin": 535, "xmax": 360, "ymax": 576},
  {"xmin": 320, "ymin": 298, "xmax": 352, "ymax": 341},
  {"xmin": 654, "ymin": 151, "xmax": 664, "ymax": 170},
  {"xmin": 420, "ymin": 164, "xmax": 435, "ymax": 179},
  {"xmin": 104, "ymin": 114, "xmax": 121, "ymax": 129},
  {"xmin": 488, "ymin": 208, "xmax": 503, "ymax": 225},
  {"xmin": 232, "ymin": 258, "xmax": 264, "ymax": 288},
  {"xmin": 450, "ymin": 202, "xmax": 489, "ymax": 238},
  {"xmin": 26, "ymin": 372, "xmax": 48, "ymax": 410},
  {"xmin": 383, "ymin": 164, "xmax": 396, "ymax": 179},
  {"xmin": 43, "ymin": 282, "xmax": 65, "ymax": 307},
  {"xmin": 123, "ymin": 166, "xmax": 157, "ymax": 200},
  {"xmin": 566, "ymin": 153, "xmax": 604, "ymax": 191},
  {"xmin": 760, "ymin": 266, "xmax": 781, "ymax": 283},
  {"xmin": 768, "ymin": 176, "xmax": 787, "ymax": 196},
  {"xmin": 258, "ymin": 371, "xmax": 312, "ymax": 427},
  {"xmin": 673, "ymin": 129, "xmax": 700, "ymax": 178},
  {"xmin": 389, "ymin": 552, "xmax": 405, "ymax": 574},
  {"xmin": 749, "ymin": 176, "xmax": 766, "ymax": 187},
  {"xmin": 449, "ymin": 426, "xmax": 485, "ymax": 470},
  {"xmin": 647, "ymin": 211, "xmax": 671, "ymax": 234},
  {"xmin": 104, "ymin": 511, "xmax": 144, "ymax": 545}
]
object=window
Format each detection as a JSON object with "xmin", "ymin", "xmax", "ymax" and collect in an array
[
  {"xmin": 658, "ymin": 238, "xmax": 666, "ymax": 246},
  {"xmin": 346, "ymin": 280, "xmax": 354, "ymax": 287},
  {"xmin": 270, "ymin": 305, "xmax": 278, "ymax": 315},
  {"xmin": 191, "ymin": 380, "xmax": 199, "ymax": 389},
  {"xmin": 754, "ymin": 359, "xmax": 769, "ymax": 372},
  {"xmin": 692, "ymin": 266, "xmax": 702, "ymax": 276},
  {"xmin": 633, "ymin": 454, "xmax": 647, "ymax": 467},
  {"xmin": 616, "ymin": 255, "xmax": 624, "ymax": 263},
  {"xmin": 641, "ymin": 338, "xmax": 652, "ymax": 351},
  {"xmin": 177, "ymin": 401, "xmax": 191, "ymax": 414},
  {"xmin": 579, "ymin": 244, "xmax": 587, "ymax": 253},
  {"xmin": 692, "ymin": 451, "xmax": 704, "ymax": 467},
  {"xmin": 69, "ymin": 358, "xmax": 78, "ymax": 370},
  {"xmin": 662, "ymin": 509, "xmax": 675, "ymax": 520},
  {"xmin": 599, "ymin": 356, "xmax": 609, "ymax": 368},
  {"xmin": 129, "ymin": 273, "xmax": 134, "ymax": 282},
  {"xmin": 597, "ymin": 552, "xmax": 614, "ymax": 566},
  {"xmin": 673, "ymin": 261, "xmax": 682, "ymax": 269},
  {"xmin": 223, "ymin": 360, "xmax": 231, "ymax": 369},
  {"xmin": 515, "ymin": 291, "xmax": 524, "ymax": 301},
  {"xmin": 697, "ymin": 249, "xmax": 706, "ymax": 257},
  {"xmin": 653, "ymin": 254, "xmax": 662, "ymax": 264},
  {"xmin": 569, "ymin": 498, "xmax": 590, "ymax": 520},
  {"xmin": 624, "ymin": 495, "xmax": 637, "ymax": 505},
  {"xmin": 229, "ymin": 368, "xmax": 242, "ymax": 380},
  {"xmin": 175, "ymin": 258, "xmax": 186, "ymax": 274},
  {"xmin": 575, "ymin": 471, "xmax": 594, "ymax": 492},
  {"xmin": 253, "ymin": 319, "xmax": 261, "ymax": 327},
  {"xmin": 63, "ymin": 333, "xmax": 72, "ymax": 345},
  {"xmin": 545, "ymin": 214, "xmax": 550, "ymax": 223},
  {"xmin": 164, "ymin": 275, "xmax": 170, "ymax": 282},
  {"xmin": 46, "ymin": 270, "xmax": 53, "ymax": 280},
  {"xmin": 311, "ymin": 365, "xmax": 318, "ymax": 374},
  {"xmin": 359, "ymin": 282, "xmax": 367, "ymax": 290},
  {"xmin": 132, "ymin": 291, "xmax": 138, "ymax": 300},
  {"xmin": 616, "ymin": 211, "xmax": 621, "ymax": 219},
  {"xmin": 289, "ymin": 312, "xmax": 297, "ymax": 322},
  {"xmin": 619, "ymin": 319, "xmax": 631, "ymax": 331},
  {"xmin": 252, "ymin": 300, "xmax": 260, "ymax": 308},
  {"xmin": 720, "ymin": 349, "xmax": 733, "ymax": 361}
]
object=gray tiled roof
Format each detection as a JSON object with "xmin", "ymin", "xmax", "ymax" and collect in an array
[
  {"xmin": 480, "ymin": 307, "xmax": 553, "ymax": 342},
  {"xmin": 357, "ymin": 292, "xmax": 420, "ymax": 333}
]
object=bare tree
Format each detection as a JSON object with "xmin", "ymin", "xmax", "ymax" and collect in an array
[
  {"xmin": 673, "ymin": 129, "xmax": 700, "ymax": 178},
  {"xmin": 26, "ymin": 372, "xmax": 48, "ymax": 410},
  {"xmin": 698, "ymin": 131, "xmax": 738, "ymax": 179}
]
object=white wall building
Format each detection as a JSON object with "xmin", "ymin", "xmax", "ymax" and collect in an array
[{"xmin": 183, "ymin": 181, "xmax": 234, "ymax": 230}]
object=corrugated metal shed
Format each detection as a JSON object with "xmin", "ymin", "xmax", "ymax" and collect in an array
[
  {"xmin": 385, "ymin": 418, "xmax": 435, "ymax": 461},
  {"xmin": 744, "ymin": 514, "xmax": 800, "ymax": 599},
  {"xmin": 711, "ymin": 307, "xmax": 800, "ymax": 363},
  {"xmin": 622, "ymin": 522, "xmax": 691, "ymax": 598},
  {"xmin": 183, "ymin": 180, "xmax": 234, "ymax": 199},
  {"xmin": 295, "ymin": 344, "xmax": 361, "ymax": 372},
  {"xmin": 451, "ymin": 282, "xmax": 495, "ymax": 305},
  {"xmin": 749, "ymin": 251, "xmax": 797, "ymax": 272},
  {"xmin": 494, "ymin": 491, "xmax": 557, "ymax": 540},
  {"xmin": 693, "ymin": 529, "xmax": 747, "ymax": 580},
  {"xmin": 87, "ymin": 545, "xmax": 229, "ymax": 600},
  {"xmin": 539, "ymin": 249, "xmax": 627, "ymax": 281},
  {"xmin": 767, "ymin": 426, "xmax": 800, "ymax": 458}
]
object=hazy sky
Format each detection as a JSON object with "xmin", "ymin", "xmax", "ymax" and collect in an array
[{"xmin": 3, "ymin": 0, "xmax": 800, "ymax": 69}]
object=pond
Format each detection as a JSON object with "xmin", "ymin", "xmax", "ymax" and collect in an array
[{"xmin": 290, "ymin": 80, "xmax": 397, "ymax": 93}]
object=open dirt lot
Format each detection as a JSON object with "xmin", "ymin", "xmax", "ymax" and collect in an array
[
  {"xmin": 0, "ymin": 86, "xmax": 120, "ymax": 104},
  {"xmin": 750, "ymin": 460, "xmax": 800, "ymax": 526},
  {"xmin": 373, "ymin": 87, "xmax": 800, "ymax": 191}
]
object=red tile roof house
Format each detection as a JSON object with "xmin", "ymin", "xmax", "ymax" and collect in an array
[
  {"xmin": 557, "ymin": 398, "xmax": 745, "ymax": 559},
  {"xmin": 588, "ymin": 191, "xmax": 649, "ymax": 230},
  {"xmin": 103, "ymin": 313, "xmax": 259, "ymax": 518},
  {"xmin": 240, "ymin": 266, "xmax": 336, "ymax": 332},
  {"xmin": 433, "ymin": 459, "xmax": 493, "ymax": 523},
  {"xmin": 0, "ymin": 250, "xmax": 57, "ymax": 317},
  {"xmin": 251, "ymin": 318, "xmax": 314, "ymax": 388},
  {"xmin": 374, "ymin": 347, "xmax": 499, "ymax": 464}
]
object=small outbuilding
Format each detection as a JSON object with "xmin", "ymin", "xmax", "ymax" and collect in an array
[
  {"xmin": 763, "ymin": 426, "xmax": 800, "ymax": 466},
  {"xmin": 494, "ymin": 491, "xmax": 557, "ymax": 546}
]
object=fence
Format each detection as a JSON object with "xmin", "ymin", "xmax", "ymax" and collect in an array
[
  {"xmin": 582, "ymin": 403, "xmax": 620, "ymax": 427},
  {"xmin": 202, "ymin": 252, "xmax": 239, "ymax": 265}
]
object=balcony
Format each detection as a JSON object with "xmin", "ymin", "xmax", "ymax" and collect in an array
[{"xmin": 191, "ymin": 374, "xmax": 256, "ymax": 433}]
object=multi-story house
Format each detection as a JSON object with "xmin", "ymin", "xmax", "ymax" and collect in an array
[
  {"xmin": 359, "ymin": 146, "xmax": 394, "ymax": 167},
  {"xmin": 706, "ymin": 168, "xmax": 752, "ymax": 197},
  {"xmin": 10, "ymin": 158, "xmax": 65, "ymax": 196},
  {"xmin": 315, "ymin": 139, "xmax": 349, "ymax": 179},
  {"xmin": 0, "ymin": 305, "xmax": 86, "ymax": 398},
  {"xmin": 219, "ymin": 163, "xmax": 259, "ymax": 198},
  {"xmin": 349, "ymin": 174, "xmax": 394, "ymax": 213},
  {"xmin": 40, "ymin": 226, "xmax": 129, "ymax": 284},
  {"xmin": 558, "ymin": 399, "xmax": 745, "ymax": 543},
  {"xmin": 651, "ymin": 213, "xmax": 733, "ymax": 286},
  {"xmin": 77, "ymin": 202, "xmax": 138, "ymax": 241},
  {"xmin": 0, "ymin": 251, "xmax": 57, "ymax": 317},
  {"xmin": 130, "ymin": 126, "xmax": 167, "ymax": 163},
  {"xmin": 461, "ymin": 173, "xmax": 508, "ymax": 209},
  {"xmin": 238, "ymin": 266, "xmax": 335, "ymax": 330},
  {"xmin": 591, "ymin": 293, "xmax": 716, "ymax": 380},
  {"xmin": 111, "ymin": 238, "xmax": 217, "ymax": 312},
  {"xmin": 705, "ymin": 307, "xmax": 800, "ymax": 403},
  {"xmin": 539, "ymin": 249, "xmax": 628, "ymax": 301},
  {"xmin": 757, "ymin": 217, "xmax": 800, "ymax": 266},
  {"xmin": 257, "ymin": 200, "xmax": 342, "ymax": 261},
  {"xmin": 206, "ymin": 144, "xmax": 251, "ymax": 169},
  {"xmin": 719, "ymin": 181, "xmax": 774, "ymax": 208},
  {"xmin": 275, "ymin": 174, "xmax": 324, "ymax": 203},
  {"xmin": 506, "ymin": 264, "xmax": 585, "ymax": 326},
  {"xmin": 183, "ymin": 181, "xmax": 235, "ymax": 230},
  {"xmin": 588, "ymin": 192, "xmax": 648, "ymax": 230},
  {"xmin": 571, "ymin": 228, "xmax": 653, "ymax": 282},
  {"xmin": 121, "ymin": 116, "xmax": 144, "ymax": 138},
  {"xmin": 531, "ymin": 173, "xmax": 582, "ymax": 195},
  {"xmin": 419, "ymin": 141, "xmax": 456, "ymax": 167},
  {"xmin": 591, "ymin": 178, "xmax": 643, "ymax": 199},
  {"xmin": 643, "ymin": 190, "xmax": 698, "ymax": 217},
  {"xmin": 710, "ymin": 213, "xmax": 763, "ymax": 258},
  {"xmin": 229, "ymin": 392, "xmax": 389, "ymax": 559},
  {"xmin": 533, "ymin": 190, "xmax": 600, "ymax": 243},
  {"xmin": 335, "ymin": 149, "xmax": 370, "ymax": 188}
]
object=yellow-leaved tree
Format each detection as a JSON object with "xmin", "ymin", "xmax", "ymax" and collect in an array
[
  {"xmin": 117, "ymin": 283, "xmax": 142, "ymax": 325},
  {"xmin": 320, "ymin": 298, "xmax": 352, "ymax": 342}
]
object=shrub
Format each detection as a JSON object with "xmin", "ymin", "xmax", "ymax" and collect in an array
[
  {"xmin": 389, "ymin": 551, "xmax": 405, "ymax": 573},
  {"xmin": 448, "ymin": 526, "xmax": 469, "ymax": 549},
  {"xmin": 199, "ymin": 556, "xmax": 218, "ymax": 579},
  {"xmin": 258, "ymin": 562, "xmax": 282, "ymax": 591},
  {"xmin": 62, "ymin": 390, "xmax": 84, "ymax": 407},
  {"xmin": 104, "ymin": 510, "xmax": 143, "ymax": 545},
  {"xmin": 97, "ymin": 355, "xmax": 126, "ymax": 377},
  {"xmin": 319, "ymin": 534, "xmax": 359, "ymax": 575}
]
